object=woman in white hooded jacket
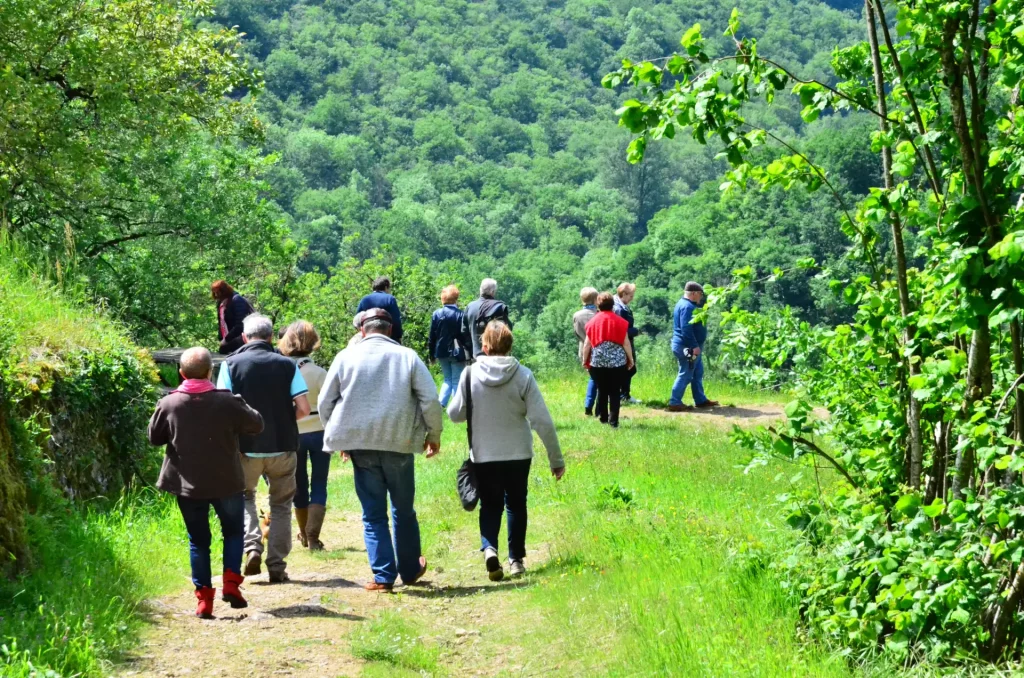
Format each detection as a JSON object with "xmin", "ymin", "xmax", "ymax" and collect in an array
[{"xmin": 448, "ymin": 321, "xmax": 565, "ymax": 581}]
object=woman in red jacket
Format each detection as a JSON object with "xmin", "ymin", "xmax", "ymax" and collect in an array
[{"xmin": 582, "ymin": 292, "xmax": 635, "ymax": 428}]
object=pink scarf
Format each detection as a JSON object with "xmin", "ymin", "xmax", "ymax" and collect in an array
[
  {"xmin": 218, "ymin": 301, "xmax": 228, "ymax": 339},
  {"xmin": 175, "ymin": 379, "xmax": 217, "ymax": 395}
]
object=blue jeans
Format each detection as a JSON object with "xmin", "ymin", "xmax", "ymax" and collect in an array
[
  {"xmin": 294, "ymin": 431, "xmax": 331, "ymax": 508},
  {"xmin": 350, "ymin": 451, "xmax": 421, "ymax": 584},
  {"xmin": 476, "ymin": 459, "xmax": 531, "ymax": 561},
  {"xmin": 669, "ymin": 353, "xmax": 707, "ymax": 406},
  {"xmin": 177, "ymin": 493, "xmax": 245, "ymax": 589},
  {"xmin": 584, "ymin": 377, "xmax": 596, "ymax": 410},
  {"xmin": 438, "ymin": 358, "xmax": 467, "ymax": 407}
]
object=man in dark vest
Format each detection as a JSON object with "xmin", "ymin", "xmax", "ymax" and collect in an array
[
  {"xmin": 463, "ymin": 277, "xmax": 512, "ymax": 358},
  {"xmin": 217, "ymin": 314, "xmax": 310, "ymax": 582}
]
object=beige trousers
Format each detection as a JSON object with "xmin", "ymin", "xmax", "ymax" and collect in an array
[{"xmin": 241, "ymin": 453, "xmax": 297, "ymax": 575}]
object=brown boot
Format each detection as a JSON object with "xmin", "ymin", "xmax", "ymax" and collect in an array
[
  {"xmin": 294, "ymin": 507, "xmax": 309, "ymax": 548},
  {"xmin": 305, "ymin": 504, "xmax": 326, "ymax": 551}
]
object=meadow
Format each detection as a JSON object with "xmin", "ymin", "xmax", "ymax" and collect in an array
[{"xmin": 1, "ymin": 366, "xmax": 919, "ymax": 676}]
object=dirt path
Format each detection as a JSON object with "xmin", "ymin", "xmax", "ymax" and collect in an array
[
  {"xmin": 117, "ymin": 506, "xmax": 557, "ymax": 677},
  {"xmin": 116, "ymin": 402, "xmax": 800, "ymax": 677}
]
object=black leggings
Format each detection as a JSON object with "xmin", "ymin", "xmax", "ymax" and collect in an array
[{"xmin": 589, "ymin": 366, "xmax": 627, "ymax": 425}]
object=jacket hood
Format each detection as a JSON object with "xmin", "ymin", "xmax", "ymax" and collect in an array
[{"xmin": 473, "ymin": 356, "xmax": 520, "ymax": 386}]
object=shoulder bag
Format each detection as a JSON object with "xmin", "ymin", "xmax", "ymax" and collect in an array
[{"xmin": 456, "ymin": 365, "xmax": 479, "ymax": 511}]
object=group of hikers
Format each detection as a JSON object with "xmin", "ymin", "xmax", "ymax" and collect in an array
[{"xmin": 159, "ymin": 276, "xmax": 713, "ymax": 619}]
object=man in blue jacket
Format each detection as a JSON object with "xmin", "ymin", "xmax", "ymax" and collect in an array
[
  {"xmin": 357, "ymin": 276, "xmax": 404, "ymax": 344},
  {"xmin": 668, "ymin": 282, "xmax": 719, "ymax": 412}
]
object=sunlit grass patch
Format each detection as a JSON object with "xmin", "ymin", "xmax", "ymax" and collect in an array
[{"xmin": 351, "ymin": 610, "xmax": 440, "ymax": 673}]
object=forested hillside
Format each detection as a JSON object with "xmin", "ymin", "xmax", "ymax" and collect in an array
[{"xmin": 213, "ymin": 0, "xmax": 872, "ymax": 345}]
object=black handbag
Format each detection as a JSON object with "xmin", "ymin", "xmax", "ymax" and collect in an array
[{"xmin": 456, "ymin": 365, "xmax": 479, "ymax": 511}]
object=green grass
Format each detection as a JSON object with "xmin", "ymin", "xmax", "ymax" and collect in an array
[
  {"xmin": 0, "ymin": 488, "xmax": 186, "ymax": 677},
  {"xmin": 351, "ymin": 610, "xmax": 440, "ymax": 673}
]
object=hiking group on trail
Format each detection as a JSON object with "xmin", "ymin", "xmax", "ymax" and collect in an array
[{"xmin": 148, "ymin": 276, "xmax": 714, "ymax": 618}]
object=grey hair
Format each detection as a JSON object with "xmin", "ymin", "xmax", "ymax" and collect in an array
[
  {"xmin": 362, "ymin": 317, "xmax": 392, "ymax": 335},
  {"xmin": 480, "ymin": 278, "xmax": 498, "ymax": 297},
  {"xmin": 180, "ymin": 347, "xmax": 213, "ymax": 379},
  {"xmin": 242, "ymin": 314, "xmax": 274, "ymax": 341},
  {"xmin": 580, "ymin": 287, "xmax": 598, "ymax": 305}
]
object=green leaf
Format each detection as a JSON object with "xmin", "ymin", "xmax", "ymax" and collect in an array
[
  {"xmin": 894, "ymin": 494, "xmax": 921, "ymax": 516},
  {"xmin": 922, "ymin": 499, "xmax": 945, "ymax": 518},
  {"xmin": 681, "ymin": 23, "xmax": 703, "ymax": 49}
]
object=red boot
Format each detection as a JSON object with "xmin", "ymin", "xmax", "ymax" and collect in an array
[
  {"xmin": 195, "ymin": 587, "xmax": 215, "ymax": 619},
  {"xmin": 221, "ymin": 570, "xmax": 248, "ymax": 609}
]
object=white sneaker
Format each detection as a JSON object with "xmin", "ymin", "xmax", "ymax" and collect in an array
[
  {"xmin": 484, "ymin": 547, "xmax": 503, "ymax": 581},
  {"xmin": 625, "ymin": 397, "xmax": 642, "ymax": 405},
  {"xmin": 509, "ymin": 559, "xmax": 525, "ymax": 578}
]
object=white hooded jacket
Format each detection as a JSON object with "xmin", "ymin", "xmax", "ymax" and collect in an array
[{"xmin": 447, "ymin": 356, "xmax": 564, "ymax": 468}]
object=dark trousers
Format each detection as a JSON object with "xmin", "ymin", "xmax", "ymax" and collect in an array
[
  {"xmin": 177, "ymin": 493, "xmax": 245, "ymax": 590},
  {"xmin": 476, "ymin": 459, "xmax": 532, "ymax": 561},
  {"xmin": 294, "ymin": 430, "xmax": 331, "ymax": 508},
  {"xmin": 590, "ymin": 366, "xmax": 627, "ymax": 425}
]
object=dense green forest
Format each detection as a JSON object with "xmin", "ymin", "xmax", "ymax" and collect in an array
[{"xmin": 209, "ymin": 0, "xmax": 874, "ymax": 358}]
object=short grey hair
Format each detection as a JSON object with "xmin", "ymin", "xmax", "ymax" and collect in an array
[
  {"xmin": 242, "ymin": 314, "xmax": 273, "ymax": 341},
  {"xmin": 580, "ymin": 287, "xmax": 598, "ymax": 305},
  {"xmin": 362, "ymin": 317, "xmax": 392, "ymax": 335},
  {"xmin": 480, "ymin": 278, "xmax": 498, "ymax": 297}
]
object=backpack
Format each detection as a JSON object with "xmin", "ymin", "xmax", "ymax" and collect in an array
[{"xmin": 472, "ymin": 298, "xmax": 507, "ymax": 334}]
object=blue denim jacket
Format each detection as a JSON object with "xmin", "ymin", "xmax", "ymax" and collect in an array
[
  {"xmin": 671, "ymin": 298, "xmax": 707, "ymax": 354},
  {"xmin": 428, "ymin": 305, "xmax": 470, "ymax": 362}
]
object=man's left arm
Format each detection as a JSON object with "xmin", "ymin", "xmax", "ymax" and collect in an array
[
  {"xmin": 290, "ymin": 365, "xmax": 310, "ymax": 420},
  {"xmin": 412, "ymin": 357, "xmax": 443, "ymax": 453}
]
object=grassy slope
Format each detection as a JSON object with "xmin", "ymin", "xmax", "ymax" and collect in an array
[
  {"xmin": 318, "ymin": 368, "xmax": 853, "ymax": 676},
  {"xmin": 4, "ymin": 363, "xmax": 888, "ymax": 676}
]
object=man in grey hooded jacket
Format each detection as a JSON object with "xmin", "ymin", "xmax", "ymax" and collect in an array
[{"xmin": 318, "ymin": 309, "xmax": 443, "ymax": 591}]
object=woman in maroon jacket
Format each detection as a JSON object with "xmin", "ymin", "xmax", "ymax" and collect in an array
[
  {"xmin": 581, "ymin": 293, "xmax": 635, "ymax": 428},
  {"xmin": 148, "ymin": 347, "xmax": 264, "ymax": 619}
]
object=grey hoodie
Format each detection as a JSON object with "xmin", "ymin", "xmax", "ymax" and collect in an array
[{"xmin": 447, "ymin": 356, "xmax": 564, "ymax": 468}]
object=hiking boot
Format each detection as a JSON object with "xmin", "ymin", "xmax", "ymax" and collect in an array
[
  {"xmin": 195, "ymin": 586, "xmax": 215, "ymax": 619},
  {"xmin": 305, "ymin": 504, "xmax": 326, "ymax": 551},
  {"xmin": 221, "ymin": 570, "xmax": 247, "ymax": 609},
  {"xmin": 667, "ymin": 404, "xmax": 692, "ymax": 413},
  {"xmin": 294, "ymin": 507, "xmax": 309, "ymax": 548},
  {"xmin": 364, "ymin": 581, "xmax": 394, "ymax": 592},
  {"xmin": 509, "ymin": 559, "xmax": 526, "ymax": 578},
  {"xmin": 268, "ymin": 570, "xmax": 289, "ymax": 584},
  {"xmin": 484, "ymin": 547, "xmax": 503, "ymax": 582},
  {"xmin": 695, "ymin": 400, "xmax": 720, "ymax": 409},
  {"xmin": 585, "ymin": 407, "xmax": 593, "ymax": 417},
  {"xmin": 243, "ymin": 551, "xmax": 261, "ymax": 576}
]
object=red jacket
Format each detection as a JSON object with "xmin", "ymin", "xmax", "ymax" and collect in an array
[{"xmin": 585, "ymin": 311, "xmax": 629, "ymax": 367}]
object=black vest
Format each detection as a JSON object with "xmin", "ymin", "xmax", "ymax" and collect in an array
[{"xmin": 226, "ymin": 341, "xmax": 300, "ymax": 454}]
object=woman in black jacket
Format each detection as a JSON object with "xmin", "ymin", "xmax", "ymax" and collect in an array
[
  {"xmin": 212, "ymin": 280, "xmax": 255, "ymax": 354},
  {"xmin": 428, "ymin": 285, "xmax": 471, "ymax": 406}
]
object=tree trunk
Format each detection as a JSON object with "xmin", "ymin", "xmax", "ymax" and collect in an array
[
  {"xmin": 954, "ymin": 318, "xmax": 994, "ymax": 495},
  {"xmin": 866, "ymin": 0, "xmax": 924, "ymax": 488}
]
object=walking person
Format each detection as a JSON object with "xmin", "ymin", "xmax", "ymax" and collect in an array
[
  {"xmin": 217, "ymin": 314, "xmax": 310, "ymax": 583},
  {"xmin": 357, "ymin": 276, "xmax": 404, "ymax": 344},
  {"xmin": 613, "ymin": 282, "xmax": 641, "ymax": 404},
  {"xmin": 211, "ymin": 280, "xmax": 255, "ymax": 354},
  {"xmin": 429, "ymin": 285, "xmax": 471, "ymax": 407},
  {"xmin": 448, "ymin": 321, "xmax": 565, "ymax": 581},
  {"xmin": 148, "ymin": 347, "xmax": 264, "ymax": 618},
  {"xmin": 463, "ymin": 278, "xmax": 512, "ymax": 358},
  {"xmin": 668, "ymin": 282, "xmax": 720, "ymax": 412},
  {"xmin": 318, "ymin": 309, "xmax": 443, "ymax": 591},
  {"xmin": 572, "ymin": 287, "xmax": 599, "ymax": 416},
  {"xmin": 582, "ymin": 293, "xmax": 634, "ymax": 428},
  {"xmin": 278, "ymin": 320, "xmax": 331, "ymax": 551}
]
